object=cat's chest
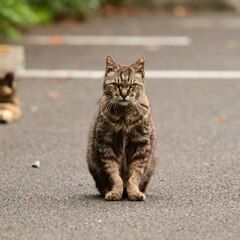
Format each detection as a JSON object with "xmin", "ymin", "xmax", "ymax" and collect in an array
[
  {"xmin": 112, "ymin": 130, "xmax": 129, "ymax": 178},
  {"xmin": 112, "ymin": 129, "xmax": 127, "ymax": 156},
  {"xmin": 107, "ymin": 107, "xmax": 143, "ymax": 129}
]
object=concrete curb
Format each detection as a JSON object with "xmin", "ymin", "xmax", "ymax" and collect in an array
[{"xmin": 125, "ymin": 0, "xmax": 238, "ymax": 11}]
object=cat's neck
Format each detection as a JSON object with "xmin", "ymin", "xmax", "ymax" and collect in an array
[{"xmin": 101, "ymin": 104, "xmax": 150, "ymax": 132}]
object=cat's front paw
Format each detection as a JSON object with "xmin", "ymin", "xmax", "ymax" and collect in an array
[
  {"xmin": 0, "ymin": 110, "xmax": 13, "ymax": 123},
  {"xmin": 128, "ymin": 191, "xmax": 146, "ymax": 201},
  {"xmin": 105, "ymin": 190, "xmax": 122, "ymax": 201}
]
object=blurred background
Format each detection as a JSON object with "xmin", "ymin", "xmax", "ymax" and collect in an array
[
  {"xmin": 1, "ymin": 0, "xmax": 240, "ymax": 75},
  {"xmin": 0, "ymin": 0, "xmax": 239, "ymax": 39}
]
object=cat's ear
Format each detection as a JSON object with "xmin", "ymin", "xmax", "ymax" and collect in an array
[
  {"xmin": 4, "ymin": 73, "xmax": 14, "ymax": 88},
  {"xmin": 131, "ymin": 57, "xmax": 145, "ymax": 77},
  {"xmin": 105, "ymin": 56, "xmax": 119, "ymax": 76}
]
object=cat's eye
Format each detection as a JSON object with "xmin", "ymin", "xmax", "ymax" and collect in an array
[
  {"xmin": 110, "ymin": 83, "xmax": 119, "ymax": 89},
  {"xmin": 131, "ymin": 83, "xmax": 138, "ymax": 88},
  {"xmin": 105, "ymin": 83, "xmax": 119, "ymax": 92},
  {"xmin": 105, "ymin": 83, "xmax": 117, "ymax": 87}
]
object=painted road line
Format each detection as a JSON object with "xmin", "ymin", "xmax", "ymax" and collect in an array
[
  {"xmin": 21, "ymin": 36, "xmax": 191, "ymax": 46},
  {"xmin": 148, "ymin": 71, "xmax": 240, "ymax": 79},
  {"xmin": 19, "ymin": 69, "xmax": 103, "ymax": 79},
  {"xmin": 18, "ymin": 69, "xmax": 240, "ymax": 79}
]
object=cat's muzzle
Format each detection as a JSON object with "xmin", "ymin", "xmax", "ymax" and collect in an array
[{"xmin": 118, "ymin": 100, "xmax": 130, "ymax": 107}]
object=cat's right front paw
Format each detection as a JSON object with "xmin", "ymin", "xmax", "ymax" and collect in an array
[{"xmin": 105, "ymin": 190, "xmax": 122, "ymax": 201}]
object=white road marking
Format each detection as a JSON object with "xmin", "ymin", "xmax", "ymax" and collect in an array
[
  {"xmin": 18, "ymin": 69, "xmax": 240, "ymax": 79},
  {"xmin": 19, "ymin": 69, "xmax": 103, "ymax": 79},
  {"xmin": 21, "ymin": 36, "xmax": 191, "ymax": 46}
]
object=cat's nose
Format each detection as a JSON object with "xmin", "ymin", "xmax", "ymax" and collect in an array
[{"xmin": 120, "ymin": 89, "xmax": 128, "ymax": 99}]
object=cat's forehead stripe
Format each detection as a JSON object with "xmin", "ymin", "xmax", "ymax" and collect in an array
[
  {"xmin": 104, "ymin": 63, "xmax": 144, "ymax": 86},
  {"xmin": 105, "ymin": 78, "xmax": 116, "ymax": 85},
  {"xmin": 119, "ymin": 66, "xmax": 131, "ymax": 85}
]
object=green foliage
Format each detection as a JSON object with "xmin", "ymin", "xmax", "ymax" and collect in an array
[
  {"xmin": 31, "ymin": 0, "xmax": 101, "ymax": 18},
  {"xmin": 0, "ymin": 0, "xmax": 123, "ymax": 39},
  {"xmin": 0, "ymin": 0, "xmax": 39, "ymax": 38},
  {"xmin": 100, "ymin": 0, "xmax": 123, "ymax": 5}
]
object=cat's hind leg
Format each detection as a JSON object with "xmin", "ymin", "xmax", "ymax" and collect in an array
[
  {"xmin": 139, "ymin": 173, "xmax": 152, "ymax": 193},
  {"xmin": 139, "ymin": 156, "xmax": 157, "ymax": 193},
  {"xmin": 93, "ymin": 173, "xmax": 111, "ymax": 197},
  {"xmin": 139, "ymin": 180, "xmax": 149, "ymax": 193}
]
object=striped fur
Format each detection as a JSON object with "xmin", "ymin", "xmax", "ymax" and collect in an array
[{"xmin": 87, "ymin": 56, "xmax": 157, "ymax": 201}]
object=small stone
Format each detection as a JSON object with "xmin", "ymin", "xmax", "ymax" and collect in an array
[
  {"xmin": 32, "ymin": 161, "xmax": 40, "ymax": 168},
  {"xmin": 30, "ymin": 106, "xmax": 39, "ymax": 113},
  {"xmin": 218, "ymin": 116, "xmax": 226, "ymax": 124},
  {"xmin": 48, "ymin": 36, "xmax": 63, "ymax": 45},
  {"xmin": 48, "ymin": 90, "xmax": 61, "ymax": 99}
]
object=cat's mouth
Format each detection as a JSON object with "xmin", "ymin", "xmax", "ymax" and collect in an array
[{"xmin": 118, "ymin": 100, "xmax": 130, "ymax": 107}]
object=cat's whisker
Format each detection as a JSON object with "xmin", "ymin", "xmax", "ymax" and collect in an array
[
  {"xmin": 106, "ymin": 101, "xmax": 113, "ymax": 113},
  {"xmin": 131, "ymin": 100, "xmax": 142, "ymax": 114}
]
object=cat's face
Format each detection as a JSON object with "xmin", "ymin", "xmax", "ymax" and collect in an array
[
  {"xmin": 0, "ymin": 73, "xmax": 14, "ymax": 97},
  {"xmin": 103, "ymin": 56, "xmax": 145, "ymax": 107}
]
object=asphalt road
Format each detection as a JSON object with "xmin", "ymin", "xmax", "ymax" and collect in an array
[{"xmin": 1, "ymin": 13, "xmax": 240, "ymax": 240}]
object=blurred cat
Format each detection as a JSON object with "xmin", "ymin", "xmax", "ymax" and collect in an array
[{"xmin": 0, "ymin": 73, "xmax": 21, "ymax": 123}]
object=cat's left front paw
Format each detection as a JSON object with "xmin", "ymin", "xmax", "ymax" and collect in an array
[{"xmin": 128, "ymin": 191, "xmax": 146, "ymax": 201}]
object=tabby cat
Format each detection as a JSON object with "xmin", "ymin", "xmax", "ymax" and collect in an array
[
  {"xmin": 0, "ymin": 73, "xmax": 21, "ymax": 123},
  {"xmin": 87, "ymin": 56, "xmax": 157, "ymax": 201}
]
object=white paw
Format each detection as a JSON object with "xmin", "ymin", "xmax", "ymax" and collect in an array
[{"xmin": 0, "ymin": 110, "xmax": 13, "ymax": 123}]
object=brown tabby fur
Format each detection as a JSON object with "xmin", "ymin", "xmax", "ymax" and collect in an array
[
  {"xmin": 87, "ymin": 56, "xmax": 157, "ymax": 201},
  {"xmin": 0, "ymin": 73, "xmax": 21, "ymax": 123}
]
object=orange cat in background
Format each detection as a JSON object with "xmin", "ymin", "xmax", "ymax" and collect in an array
[{"xmin": 0, "ymin": 73, "xmax": 21, "ymax": 123}]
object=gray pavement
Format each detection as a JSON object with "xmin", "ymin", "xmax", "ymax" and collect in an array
[{"xmin": 1, "ymin": 13, "xmax": 240, "ymax": 240}]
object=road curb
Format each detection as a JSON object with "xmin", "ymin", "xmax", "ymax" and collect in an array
[{"xmin": 124, "ymin": 0, "xmax": 238, "ymax": 11}]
